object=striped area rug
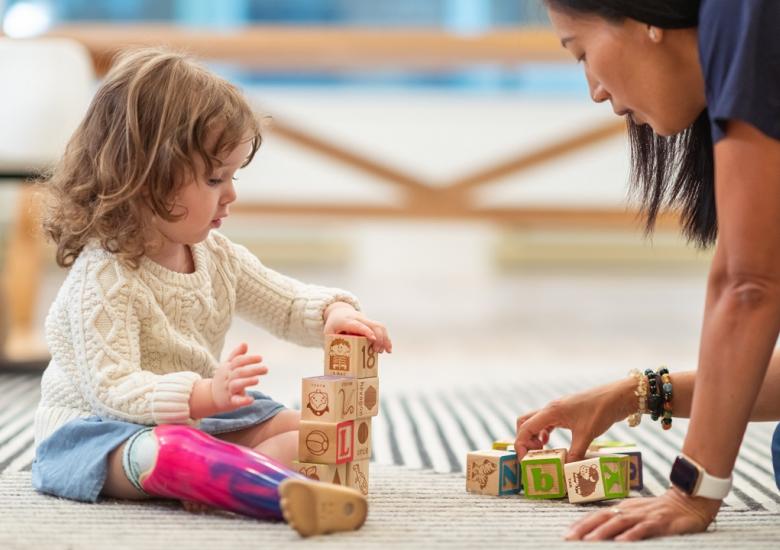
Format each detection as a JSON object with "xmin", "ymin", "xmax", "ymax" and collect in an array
[{"xmin": 2, "ymin": 373, "xmax": 778, "ymax": 513}]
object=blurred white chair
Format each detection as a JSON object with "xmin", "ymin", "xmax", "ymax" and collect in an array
[{"xmin": 0, "ymin": 38, "xmax": 94, "ymax": 368}]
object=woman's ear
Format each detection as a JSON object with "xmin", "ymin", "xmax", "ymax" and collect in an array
[{"xmin": 647, "ymin": 25, "xmax": 664, "ymax": 43}]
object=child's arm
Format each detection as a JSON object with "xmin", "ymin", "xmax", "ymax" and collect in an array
[
  {"xmin": 188, "ymin": 342, "xmax": 268, "ymax": 419},
  {"xmin": 219, "ymin": 234, "xmax": 361, "ymax": 346}
]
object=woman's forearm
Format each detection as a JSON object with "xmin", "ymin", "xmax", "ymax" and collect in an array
[
  {"xmin": 658, "ymin": 350, "xmax": 780, "ymax": 420},
  {"xmin": 680, "ymin": 280, "xmax": 780, "ymax": 478}
]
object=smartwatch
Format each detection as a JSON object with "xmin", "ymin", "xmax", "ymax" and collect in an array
[{"xmin": 670, "ymin": 454, "xmax": 732, "ymax": 500}]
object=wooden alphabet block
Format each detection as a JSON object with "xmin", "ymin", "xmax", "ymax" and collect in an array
[
  {"xmin": 356, "ymin": 377, "xmax": 379, "ymax": 418},
  {"xmin": 466, "ymin": 450, "xmax": 521, "ymax": 496},
  {"xmin": 492, "ymin": 440, "xmax": 515, "ymax": 451},
  {"xmin": 324, "ymin": 334, "xmax": 378, "ymax": 378},
  {"xmin": 292, "ymin": 460, "xmax": 347, "ymax": 486},
  {"xmin": 353, "ymin": 417, "xmax": 372, "ymax": 461},
  {"xmin": 564, "ymin": 455, "xmax": 630, "ymax": 503},
  {"xmin": 520, "ymin": 448, "xmax": 567, "ymax": 499},
  {"xmin": 298, "ymin": 419, "xmax": 354, "ymax": 464},
  {"xmin": 587, "ymin": 447, "xmax": 643, "ymax": 491},
  {"xmin": 301, "ymin": 375, "xmax": 357, "ymax": 422},
  {"xmin": 346, "ymin": 459, "xmax": 370, "ymax": 496}
]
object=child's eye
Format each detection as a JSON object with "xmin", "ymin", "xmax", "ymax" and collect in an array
[{"xmin": 208, "ymin": 178, "xmax": 222, "ymax": 186}]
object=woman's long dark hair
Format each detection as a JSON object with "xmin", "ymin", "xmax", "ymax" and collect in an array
[{"xmin": 545, "ymin": 0, "xmax": 716, "ymax": 247}]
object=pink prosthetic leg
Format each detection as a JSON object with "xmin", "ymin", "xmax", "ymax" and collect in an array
[{"xmin": 127, "ymin": 425, "xmax": 367, "ymax": 536}]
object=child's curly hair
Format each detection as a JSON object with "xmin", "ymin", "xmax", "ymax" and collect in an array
[{"xmin": 39, "ymin": 47, "xmax": 261, "ymax": 269}]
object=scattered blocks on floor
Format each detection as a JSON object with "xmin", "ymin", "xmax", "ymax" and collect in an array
[
  {"xmin": 466, "ymin": 449, "xmax": 521, "ymax": 496},
  {"xmin": 564, "ymin": 455, "xmax": 630, "ymax": 503},
  {"xmin": 292, "ymin": 460, "xmax": 347, "ymax": 485},
  {"xmin": 346, "ymin": 459, "xmax": 370, "ymax": 496},
  {"xmin": 324, "ymin": 334, "xmax": 379, "ymax": 378},
  {"xmin": 520, "ymin": 448, "xmax": 567, "ymax": 499},
  {"xmin": 301, "ymin": 375, "xmax": 357, "ymax": 422},
  {"xmin": 587, "ymin": 446, "xmax": 643, "ymax": 491}
]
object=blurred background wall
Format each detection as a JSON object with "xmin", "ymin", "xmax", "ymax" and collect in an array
[{"xmin": 0, "ymin": 1, "xmax": 711, "ymax": 401}]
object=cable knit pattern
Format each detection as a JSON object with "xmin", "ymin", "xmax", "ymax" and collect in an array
[{"xmin": 35, "ymin": 231, "xmax": 359, "ymax": 447}]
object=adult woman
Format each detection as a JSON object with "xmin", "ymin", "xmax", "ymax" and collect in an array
[{"xmin": 514, "ymin": 0, "xmax": 780, "ymax": 541}]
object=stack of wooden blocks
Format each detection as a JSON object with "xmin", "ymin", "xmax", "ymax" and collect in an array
[
  {"xmin": 467, "ymin": 440, "xmax": 642, "ymax": 504},
  {"xmin": 294, "ymin": 334, "xmax": 379, "ymax": 496}
]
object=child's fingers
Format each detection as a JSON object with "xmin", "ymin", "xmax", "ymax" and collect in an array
[
  {"xmin": 339, "ymin": 320, "xmax": 377, "ymax": 341},
  {"xmin": 229, "ymin": 354, "xmax": 263, "ymax": 369},
  {"xmin": 232, "ymin": 365, "xmax": 268, "ymax": 380},
  {"xmin": 226, "ymin": 342, "xmax": 248, "ymax": 361},
  {"xmin": 230, "ymin": 394, "xmax": 254, "ymax": 408},
  {"xmin": 229, "ymin": 377, "xmax": 259, "ymax": 395}
]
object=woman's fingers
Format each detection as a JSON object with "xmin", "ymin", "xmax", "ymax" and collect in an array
[
  {"xmin": 515, "ymin": 407, "xmax": 561, "ymax": 457},
  {"xmin": 565, "ymin": 509, "xmax": 618, "ymax": 540}
]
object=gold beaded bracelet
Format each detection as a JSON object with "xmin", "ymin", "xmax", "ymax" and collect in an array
[{"xmin": 626, "ymin": 368, "xmax": 648, "ymax": 427}]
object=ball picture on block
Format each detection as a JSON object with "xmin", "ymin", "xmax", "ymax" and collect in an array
[
  {"xmin": 299, "ymin": 419, "xmax": 355, "ymax": 464},
  {"xmin": 520, "ymin": 448, "xmax": 567, "ymax": 499},
  {"xmin": 466, "ymin": 450, "xmax": 521, "ymax": 496},
  {"xmin": 324, "ymin": 334, "xmax": 379, "ymax": 378}
]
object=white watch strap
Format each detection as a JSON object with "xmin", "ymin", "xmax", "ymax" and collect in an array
[{"xmin": 695, "ymin": 469, "xmax": 733, "ymax": 500}]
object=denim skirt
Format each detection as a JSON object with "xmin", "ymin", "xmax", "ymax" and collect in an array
[{"xmin": 32, "ymin": 390, "xmax": 286, "ymax": 503}]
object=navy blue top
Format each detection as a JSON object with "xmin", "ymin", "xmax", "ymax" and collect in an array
[{"xmin": 698, "ymin": 0, "xmax": 780, "ymax": 143}]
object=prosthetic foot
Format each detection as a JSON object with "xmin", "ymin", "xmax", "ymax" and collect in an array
[{"xmin": 123, "ymin": 424, "xmax": 367, "ymax": 536}]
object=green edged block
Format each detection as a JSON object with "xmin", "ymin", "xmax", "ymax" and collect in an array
[
  {"xmin": 520, "ymin": 448, "xmax": 567, "ymax": 499},
  {"xmin": 564, "ymin": 455, "xmax": 630, "ymax": 503},
  {"xmin": 466, "ymin": 450, "xmax": 521, "ymax": 496},
  {"xmin": 588, "ymin": 447, "xmax": 643, "ymax": 491}
]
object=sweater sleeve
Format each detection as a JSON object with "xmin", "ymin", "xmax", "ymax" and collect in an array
[
  {"xmin": 222, "ymin": 237, "xmax": 360, "ymax": 347},
  {"xmin": 63, "ymin": 256, "xmax": 201, "ymax": 425}
]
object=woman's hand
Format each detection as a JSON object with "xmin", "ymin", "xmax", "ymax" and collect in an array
[
  {"xmin": 565, "ymin": 488, "xmax": 721, "ymax": 541},
  {"xmin": 515, "ymin": 377, "xmax": 637, "ymax": 461},
  {"xmin": 323, "ymin": 302, "xmax": 392, "ymax": 353}
]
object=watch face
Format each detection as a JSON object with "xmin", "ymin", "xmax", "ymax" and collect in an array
[{"xmin": 670, "ymin": 456, "xmax": 699, "ymax": 494}]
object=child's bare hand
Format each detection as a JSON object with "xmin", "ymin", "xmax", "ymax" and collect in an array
[
  {"xmin": 211, "ymin": 343, "xmax": 267, "ymax": 412},
  {"xmin": 323, "ymin": 302, "xmax": 392, "ymax": 353}
]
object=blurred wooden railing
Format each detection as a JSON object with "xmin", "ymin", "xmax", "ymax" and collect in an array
[
  {"xmin": 44, "ymin": 25, "xmax": 570, "ymax": 74},
  {"xmin": 1, "ymin": 25, "xmax": 680, "ymax": 368}
]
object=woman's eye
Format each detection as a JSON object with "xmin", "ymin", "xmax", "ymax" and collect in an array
[
  {"xmin": 232, "ymin": 176, "xmax": 239, "ymax": 182},
  {"xmin": 577, "ymin": 54, "xmax": 586, "ymax": 64}
]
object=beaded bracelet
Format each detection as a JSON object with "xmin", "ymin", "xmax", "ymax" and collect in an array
[
  {"xmin": 645, "ymin": 368, "xmax": 663, "ymax": 421},
  {"xmin": 626, "ymin": 369, "xmax": 647, "ymax": 427},
  {"xmin": 658, "ymin": 367, "xmax": 673, "ymax": 430}
]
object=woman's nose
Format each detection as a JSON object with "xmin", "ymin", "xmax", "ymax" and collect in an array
[{"xmin": 586, "ymin": 72, "xmax": 610, "ymax": 103}]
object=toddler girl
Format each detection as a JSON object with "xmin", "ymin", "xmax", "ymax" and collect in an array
[{"xmin": 32, "ymin": 48, "xmax": 391, "ymax": 537}]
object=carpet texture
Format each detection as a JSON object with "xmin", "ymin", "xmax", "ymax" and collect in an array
[{"xmin": 1, "ymin": 466, "xmax": 778, "ymax": 549}]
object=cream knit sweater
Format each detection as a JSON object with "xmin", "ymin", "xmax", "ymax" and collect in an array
[{"xmin": 34, "ymin": 231, "xmax": 358, "ymax": 446}]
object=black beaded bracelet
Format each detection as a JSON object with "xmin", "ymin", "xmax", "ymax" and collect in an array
[
  {"xmin": 645, "ymin": 368, "xmax": 663, "ymax": 421},
  {"xmin": 658, "ymin": 367, "xmax": 673, "ymax": 430}
]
